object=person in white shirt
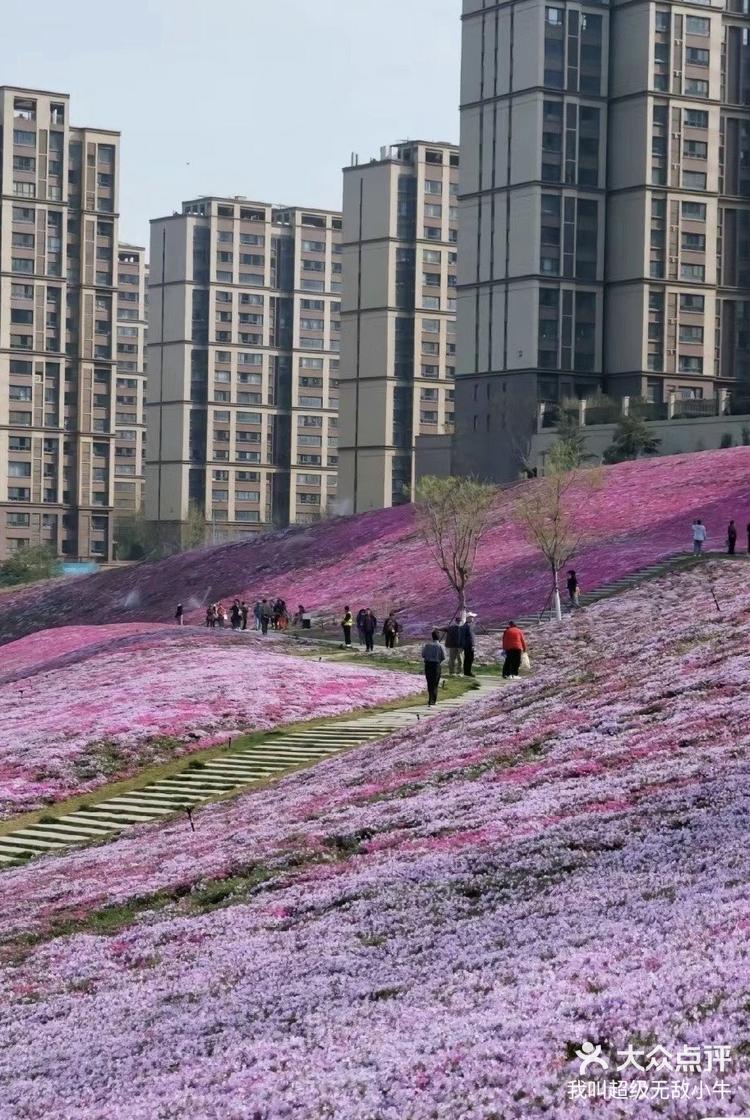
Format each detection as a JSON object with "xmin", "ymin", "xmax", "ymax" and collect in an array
[{"xmin": 692, "ymin": 519, "xmax": 707, "ymax": 555}]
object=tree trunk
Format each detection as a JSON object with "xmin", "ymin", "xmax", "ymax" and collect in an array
[
  {"xmin": 552, "ymin": 567, "xmax": 562, "ymax": 621},
  {"xmin": 457, "ymin": 584, "xmax": 467, "ymax": 621}
]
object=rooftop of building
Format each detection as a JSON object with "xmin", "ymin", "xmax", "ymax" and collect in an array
[
  {"xmin": 152, "ymin": 196, "xmax": 341, "ymax": 225},
  {"xmin": 345, "ymin": 140, "xmax": 460, "ymax": 172}
]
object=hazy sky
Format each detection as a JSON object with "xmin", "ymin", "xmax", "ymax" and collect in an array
[{"xmin": 1, "ymin": 0, "xmax": 461, "ymax": 247}]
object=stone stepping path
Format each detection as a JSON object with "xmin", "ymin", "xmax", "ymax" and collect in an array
[{"xmin": 0, "ymin": 675, "xmax": 503, "ymax": 869}]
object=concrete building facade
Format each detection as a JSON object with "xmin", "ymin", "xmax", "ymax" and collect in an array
[
  {"xmin": 146, "ymin": 198, "xmax": 341, "ymax": 540},
  {"xmin": 0, "ymin": 86, "xmax": 120, "ymax": 561},
  {"xmin": 455, "ymin": 0, "xmax": 750, "ymax": 483},
  {"xmin": 114, "ymin": 244, "xmax": 147, "ymax": 518},
  {"xmin": 339, "ymin": 141, "xmax": 459, "ymax": 513}
]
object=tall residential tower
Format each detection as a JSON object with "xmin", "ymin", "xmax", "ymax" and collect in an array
[
  {"xmin": 114, "ymin": 244, "xmax": 148, "ymax": 518},
  {"xmin": 0, "ymin": 86, "xmax": 120, "ymax": 561},
  {"xmin": 455, "ymin": 0, "xmax": 750, "ymax": 482},
  {"xmin": 146, "ymin": 198, "xmax": 341, "ymax": 541},
  {"xmin": 339, "ymin": 141, "xmax": 459, "ymax": 512}
]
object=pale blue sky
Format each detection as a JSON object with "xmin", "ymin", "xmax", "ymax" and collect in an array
[{"xmin": 1, "ymin": 0, "xmax": 461, "ymax": 247}]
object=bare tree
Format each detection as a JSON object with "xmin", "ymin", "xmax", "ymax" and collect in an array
[
  {"xmin": 515, "ymin": 461, "xmax": 600, "ymax": 621},
  {"xmin": 414, "ymin": 476, "xmax": 496, "ymax": 615}
]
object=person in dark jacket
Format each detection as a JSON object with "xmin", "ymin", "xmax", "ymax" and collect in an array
[
  {"xmin": 502, "ymin": 621, "xmax": 527, "ymax": 679},
  {"xmin": 175, "ymin": 603, "xmax": 184, "ymax": 626},
  {"xmin": 566, "ymin": 570, "xmax": 580, "ymax": 607},
  {"xmin": 362, "ymin": 608, "xmax": 378, "ymax": 653},
  {"xmin": 421, "ymin": 629, "xmax": 446, "ymax": 706},
  {"xmin": 728, "ymin": 520, "xmax": 738, "ymax": 555},
  {"xmin": 260, "ymin": 598, "xmax": 272, "ymax": 635},
  {"xmin": 341, "ymin": 606, "xmax": 353, "ymax": 648},
  {"xmin": 443, "ymin": 617, "xmax": 463, "ymax": 676},
  {"xmin": 383, "ymin": 613, "xmax": 400, "ymax": 649},
  {"xmin": 356, "ymin": 608, "xmax": 367, "ymax": 646},
  {"xmin": 230, "ymin": 600, "xmax": 242, "ymax": 630},
  {"xmin": 240, "ymin": 601, "xmax": 249, "ymax": 630},
  {"xmin": 460, "ymin": 616, "xmax": 475, "ymax": 677}
]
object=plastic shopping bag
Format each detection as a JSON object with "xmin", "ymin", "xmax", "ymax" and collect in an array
[{"xmin": 520, "ymin": 652, "xmax": 532, "ymax": 674}]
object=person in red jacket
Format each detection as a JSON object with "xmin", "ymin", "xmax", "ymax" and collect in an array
[{"xmin": 502, "ymin": 621, "xmax": 527, "ymax": 679}]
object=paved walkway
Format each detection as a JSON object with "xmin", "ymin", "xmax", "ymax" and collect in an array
[{"xmin": 0, "ymin": 674, "xmax": 503, "ymax": 869}]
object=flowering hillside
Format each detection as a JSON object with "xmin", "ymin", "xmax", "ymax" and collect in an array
[
  {"xmin": 0, "ymin": 625, "xmax": 420, "ymax": 819},
  {"xmin": 2, "ymin": 561, "xmax": 750, "ymax": 1116},
  {"xmin": 1, "ymin": 447, "xmax": 749, "ymax": 645}
]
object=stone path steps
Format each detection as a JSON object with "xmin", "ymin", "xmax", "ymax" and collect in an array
[
  {"xmin": 505, "ymin": 551, "xmax": 702, "ymax": 629},
  {"xmin": 0, "ymin": 675, "xmax": 503, "ymax": 869}
]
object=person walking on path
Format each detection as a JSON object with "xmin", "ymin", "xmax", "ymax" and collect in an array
[
  {"xmin": 362, "ymin": 608, "xmax": 378, "ymax": 653},
  {"xmin": 421, "ymin": 629, "xmax": 446, "ymax": 706},
  {"xmin": 692, "ymin": 519, "xmax": 707, "ymax": 555},
  {"xmin": 460, "ymin": 615, "xmax": 476, "ymax": 677},
  {"xmin": 728, "ymin": 520, "xmax": 738, "ymax": 555},
  {"xmin": 356, "ymin": 608, "xmax": 367, "ymax": 646},
  {"xmin": 341, "ymin": 606, "xmax": 353, "ymax": 648},
  {"xmin": 175, "ymin": 603, "xmax": 184, "ymax": 626},
  {"xmin": 502, "ymin": 621, "xmax": 527, "ymax": 679},
  {"xmin": 230, "ymin": 600, "xmax": 242, "ymax": 630},
  {"xmin": 383, "ymin": 613, "xmax": 400, "ymax": 650},
  {"xmin": 240, "ymin": 601, "xmax": 249, "ymax": 631},
  {"xmin": 566, "ymin": 570, "xmax": 581, "ymax": 608},
  {"xmin": 443, "ymin": 617, "xmax": 463, "ymax": 676},
  {"xmin": 260, "ymin": 598, "xmax": 272, "ymax": 636},
  {"xmin": 253, "ymin": 601, "xmax": 262, "ymax": 631}
]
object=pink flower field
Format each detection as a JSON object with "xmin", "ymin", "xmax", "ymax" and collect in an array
[
  {"xmin": 0, "ymin": 625, "xmax": 420, "ymax": 819},
  {"xmin": 2, "ymin": 561, "xmax": 750, "ymax": 1116},
  {"xmin": 1, "ymin": 447, "xmax": 750, "ymax": 645}
]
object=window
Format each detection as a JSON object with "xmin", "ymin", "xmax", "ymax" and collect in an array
[
  {"xmin": 682, "ymin": 201, "xmax": 707, "ymax": 220},
  {"xmin": 8, "ymin": 461, "xmax": 31, "ymax": 477},
  {"xmin": 685, "ymin": 109, "xmax": 709, "ymax": 128},
  {"xmin": 684, "ymin": 78, "xmax": 709, "ymax": 97},
  {"xmin": 13, "ymin": 155, "xmax": 35, "ymax": 172},
  {"xmin": 686, "ymin": 47, "xmax": 709, "ymax": 67},
  {"xmin": 302, "ymin": 240, "xmax": 325, "ymax": 252},
  {"xmin": 13, "ymin": 182, "xmax": 36, "ymax": 197},
  {"xmin": 97, "ymin": 173, "xmax": 112, "ymax": 187},
  {"xmin": 680, "ymin": 293, "xmax": 705, "ymax": 311},
  {"xmin": 682, "ymin": 232, "xmax": 706, "ymax": 250},
  {"xmin": 679, "ymin": 325, "xmax": 704, "ymax": 342},
  {"xmin": 425, "ymin": 203, "xmax": 442, "ymax": 218},
  {"xmin": 683, "ymin": 171, "xmax": 707, "ymax": 190},
  {"xmin": 236, "ymin": 490, "xmax": 260, "ymax": 502},
  {"xmin": 425, "ymin": 180, "xmax": 442, "ymax": 195},
  {"xmin": 686, "ymin": 15, "xmax": 710, "ymax": 34},
  {"xmin": 684, "ymin": 140, "xmax": 708, "ymax": 159},
  {"xmin": 681, "ymin": 263, "xmax": 706, "ymax": 280},
  {"xmin": 8, "ymin": 488, "xmax": 30, "ymax": 501},
  {"xmin": 678, "ymin": 355, "xmax": 703, "ymax": 372},
  {"xmin": 6, "ymin": 512, "xmax": 30, "ymax": 526},
  {"xmin": 11, "ymin": 257, "xmax": 33, "ymax": 274}
]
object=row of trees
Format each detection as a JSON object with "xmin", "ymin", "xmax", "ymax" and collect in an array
[{"xmin": 415, "ymin": 409, "xmax": 659, "ymax": 622}]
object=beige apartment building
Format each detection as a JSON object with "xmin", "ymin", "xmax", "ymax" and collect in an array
[
  {"xmin": 0, "ymin": 86, "xmax": 120, "ymax": 562},
  {"xmin": 454, "ymin": 0, "xmax": 750, "ymax": 483},
  {"xmin": 146, "ymin": 198, "xmax": 341, "ymax": 540},
  {"xmin": 338, "ymin": 141, "xmax": 458, "ymax": 512},
  {"xmin": 114, "ymin": 244, "xmax": 147, "ymax": 518}
]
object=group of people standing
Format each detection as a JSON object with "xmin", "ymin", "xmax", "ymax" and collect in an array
[
  {"xmin": 691, "ymin": 518, "xmax": 750, "ymax": 556},
  {"xmin": 420, "ymin": 617, "xmax": 528, "ymax": 705},
  {"xmin": 340, "ymin": 608, "xmax": 401, "ymax": 652}
]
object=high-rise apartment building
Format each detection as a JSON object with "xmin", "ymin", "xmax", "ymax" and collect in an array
[
  {"xmin": 455, "ymin": 0, "xmax": 750, "ymax": 483},
  {"xmin": 146, "ymin": 198, "xmax": 341, "ymax": 540},
  {"xmin": 114, "ymin": 244, "xmax": 147, "ymax": 517},
  {"xmin": 339, "ymin": 141, "xmax": 459, "ymax": 512},
  {"xmin": 0, "ymin": 86, "xmax": 120, "ymax": 561}
]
